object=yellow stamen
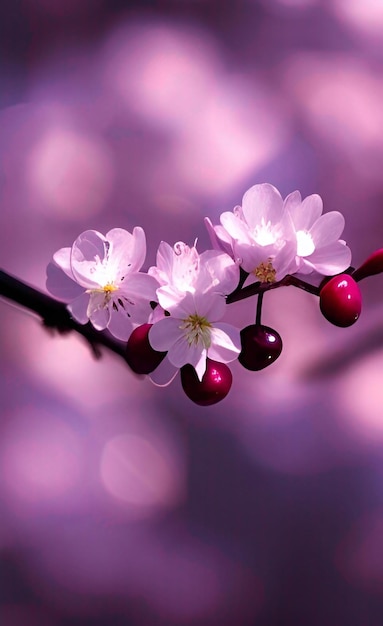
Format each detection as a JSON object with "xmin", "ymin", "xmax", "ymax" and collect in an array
[
  {"xmin": 254, "ymin": 259, "xmax": 276, "ymax": 283},
  {"xmin": 180, "ymin": 314, "xmax": 212, "ymax": 347}
]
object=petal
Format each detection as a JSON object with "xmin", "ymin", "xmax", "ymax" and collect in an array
[
  {"xmin": 46, "ymin": 261, "xmax": 84, "ymax": 301},
  {"xmin": 148, "ymin": 317, "xmax": 182, "ymax": 352},
  {"xmin": 87, "ymin": 292, "xmax": 110, "ymax": 330},
  {"xmin": 67, "ymin": 292, "xmax": 90, "ymax": 324},
  {"xmin": 148, "ymin": 241, "xmax": 175, "ymax": 286},
  {"xmin": 220, "ymin": 211, "xmax": 252, "ymax": 243},
  {"xmin": 156, "ymin": 286, "xmax": 193, "ymax": 315},
  {"xmin": 233, "ymin": 241, "xmax": 273, "ymax": 273},
  {"xmin": 274, "ymin": 240, "xmax": 298, "ymax": 279},
  {"xmin": 52, "ymin": 247, "xmax": 73, "ymax": 279},
  {"xmin": 204, "ymin": 217, "xmax": 233, "ymax": 255},
  {"xmin": 70, "ymin": 230, "xmax": 108, "ymax": 289},
  {"xmin": 288, "ymin": 194, "xmax": 323, "ymax": 231},
  {"xmin": 149, "ymin": 357, "xmax": 179, "ymax": 387},
  {"xmin": 304, "ymin": 241, "xmax": 352, "ymax": 275},
  {"xmin": 106, "ymin": 226, "xmax": 146, "ymax": 276},
  {"xmin": 107, "ymin": 309, "xmax": 134, "ymax": 341},
  {"xmin": 193, "ymin": 291, "xmax": 226, "ymax": 321},
  {"xmin": 194, "ymin": 351, "xmax": 208, "ymax": 382},
  {"xmin": 208, "ymin": 324, "xmax": 241, "ymax": 363},
  {"xmin": 309, "ymin": 211, "xmax": 345, "ymax": 248},
  {"xmin": 198, "ymin": 250, "xmax": 240, "ymax": 295},
  {"xmin": 241, "ymin": 183, "xmax": 283, "ymax": 229},
  {"xmin": 283, "ymin": 190, "xmax": 302, "ymax": 213},
  {"xmin": 120, "ymin": 272, "xmax": 159, "ymax": 303},
  {"xmin": 168, "ymin": 336, "xmax": 206, "ymax": 376}
]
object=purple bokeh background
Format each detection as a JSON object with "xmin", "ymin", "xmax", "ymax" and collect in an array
[{"xmin": 2, "ymin": 1, "xmax": 383, "ymax": 624}]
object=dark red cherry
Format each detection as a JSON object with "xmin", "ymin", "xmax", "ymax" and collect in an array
[
  {"xmin": 319, "ymin": 274, "xmax": 362, "ymax": 327},
  {"xmin": 180, "ymin": 359, "xmax": 232, "ymax": 406},
  {"xmin": 352, "ymin": 249, "xmax": 383, "ymax": 282},
  {"xmin": 126, "ymin": 324, "xmax": 166, "ymax": 375},
  {"xmin": 238, "ymin": 324, "xmax": 282, "ymax": 371}
]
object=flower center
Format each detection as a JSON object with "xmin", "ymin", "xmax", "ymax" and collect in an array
[
  {"xmin": 253, "ymin": 218, "xmax": 280, "ymax": 247},
  {"xmin": 296, "ymin": 230, "xmax": 315, "ymax": 257},
  {"xmin": 253, "ymin": 259, "xmax": 276, "ymax": 283},
  {"xmin": 103, "ymin": 283, "xmax": 118, "ymax": 294},
  {"xmin": 181, "ymin": 314, "xmax": 212, "ymax": 348}
]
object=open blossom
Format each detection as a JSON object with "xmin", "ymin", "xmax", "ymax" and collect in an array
[
  {"xmin": 46, "ymin": 228, "xmax": 158, "ymax": 340},
  {"xmin": 205, "ymin": 182, "xmax": 351, "ymax": 282},
  {"xmin": 284, "ymin": 190, "xmax": 351, "ymax": 275},
  {"xmin": 148, "ymin": 241, "xmax": 241, "ymax": 381}
]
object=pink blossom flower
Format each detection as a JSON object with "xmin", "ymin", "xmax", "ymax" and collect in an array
[
  {"xmin": 284, "ymin": 190, "xmax": 352, "ymax": 275},
  {"xmin": 148, "ymin": 241, "xmax": 241, "ymax": 381},
  {"xmin": 46, "ymin": 228, "xmax": 158, "ymax": 340},
  {"xmin": 206, "ymin": 183, "xmax": 298, "ymax": 283},
  {"xmin": 205, "ymin": 182, "xmax": 351, "ymax": 282}
]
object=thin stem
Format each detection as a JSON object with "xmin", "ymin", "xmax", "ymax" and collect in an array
[{"xmin": 256, "ymin": 292, "xmax": 264, "ymax": 326}]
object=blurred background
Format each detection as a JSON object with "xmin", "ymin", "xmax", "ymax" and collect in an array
[{"xmin": 1, "ymin": 0, "xmax": 383, "ymax": 624}]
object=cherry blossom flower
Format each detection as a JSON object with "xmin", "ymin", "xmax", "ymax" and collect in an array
[
  {"xmin": 206, "ymin": 183, "xmax": 352, "ymax": 283},
  {"xmin": 205, "ymin": 183, "xmax": 298, "ymax": 283},
  {"xmin": 148, "ymin": 241, "xmax": 241, "ymax": 381},
  {"xmin": 46, "ymin": 228, "xmax": 158, "ymax": 340},
  {"xmin": 284, "ymin": 190, "xmax": 352, "ymax": 275}
]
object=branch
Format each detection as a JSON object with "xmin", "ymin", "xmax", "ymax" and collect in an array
[
  {"xmin": 0, "ymin": 269, "xmax": 128, "ymax": 361},
  {"xmin": 226, "ymin": 272, "xmax": 320, "ymax": 304}
]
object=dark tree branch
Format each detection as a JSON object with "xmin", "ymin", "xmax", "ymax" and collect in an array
[{"xmin": 0, "ymin": 269, "xmax": 128, "ymax": 361}]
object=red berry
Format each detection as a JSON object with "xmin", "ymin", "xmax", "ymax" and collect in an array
[
  {"xmin": 126, "ymin": 324, "xmax": 166, "ymax": 375},
  {"xmin": 180, "ymin": 359, "xmax": 232, "ymax": 406},
  {"xmin": 319, "ymin": 274, "xmax": 362, "ymax": 327},
  {"xmin": 352, "ymin": 248, "xmax": 383, "ymax": 282},
  {"xmin": 238, "ymin": 324, "xmax": 282, "ymax": 371}
]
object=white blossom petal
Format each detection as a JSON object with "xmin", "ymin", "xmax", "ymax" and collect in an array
[
  {"xmin": 309, "ymin": 211, "xmax": 345, "ymax": 247},
  {"xmin": 288, "ymin": 194, "xmax": 323, "ymax": 231},
  {"xmin": 106, "ymin": 226, "xmax": 146, "ymax": 276},
  {"xmin": 67, "ymin": 292, "xmax": 90, "ymax": 324},
  {"xmin": 107, "ymin": 308, "xmax": 134, "ymax": 341},
  {"xmin": 52, "ymin": 247, "xmax": 73, "ymax": 279},
  {"xmin": 149, "ymin": 357, "xmax": 179, "ymax": 387},
  {"xmin": 220, "ymin": 211, "xmax": 252, "ymax": 244},
  {"xmin": 120, "ymin": 272, "xmax": 159, "ymax": 303},
  {"xmin": 87, "ymin": 292, "xmax": 110, "ymax": 330},
  {"xmin": 149, "ymin": 317, "xmax": 183, "ymax": 352},
  {"xmin": 241, "ymin": 183, "xmax": 284, "ymax": 229},
  {"xmin": 303, "ymin": 241, "xmax": 352, "ymax": 275},
  {"xmin": 204, "ymin": 217, "xmax": 233, "ymax": 256},
  {"xmin": 192, "ymin": 291, "xmax": 226, "ymax": 321},
  {"xmin": 283, "ymin": 190, "xmax": 302, "ymax": 213},
  {"xmin": 208, "ymin": 324, "xmax": 241, "ymax": 363},
  {"xmin": 198, "ymin": 250, "xmax": 239, "ymax": 296},
  {"xmin": 168, "ymin": 337, "xmax": 206, "ymax": 377},
  {"xmin": 70, "ymin": 230, "xmax": 108, "ymax": 289},
  {"xmin": 46, "ymin": 262, "xmax": 84, "ymax": 301}
]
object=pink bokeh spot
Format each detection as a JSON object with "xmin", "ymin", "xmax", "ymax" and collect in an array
[
  {"xmin": 100, "ymin": 433, "xmax": 185, "ymax": 517},
  {"xmin": 27, "ymin": 127, "xmax": 114, "ymax": 219}
]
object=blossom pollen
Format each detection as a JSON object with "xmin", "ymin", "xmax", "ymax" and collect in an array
[
  {"xmin": 254, "ymin": 260, "xmax": 276, "ymax": 283},
  {"xmin": 180, "ymin": 314, "xmax": 212, "ymax": 348}
]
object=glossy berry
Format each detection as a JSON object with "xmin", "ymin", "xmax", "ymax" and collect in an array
[
  {"xmin": 238, "ymin": 324, "xmax": 282, "ymax": 371},
  {"xmin": 352, "ymin": 248, "xmax": 383, "ymax": 282},
  {"xmin": 319, "ymin": 274, "xmax": 362, "ymax": 327},
  {"xmin": 181, "ymin": 359, "xmax": 232, "ymax": 406},
  {"xmin": 126, "ymin": 324, "xmax": 167, "ymax": 375}
]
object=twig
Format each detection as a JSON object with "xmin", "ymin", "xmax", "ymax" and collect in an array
[{"xmin": 0, "ymin": 269, "xmax": 128, "ymax": 361}]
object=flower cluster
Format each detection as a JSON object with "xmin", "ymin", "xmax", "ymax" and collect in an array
[
  {"xmin": 205, "ymin": 183, "xmax": 351, "ymax": 282},
  {"xmin": 47, "ymin": 182, "xmax": 374, "ymax": 405}
]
